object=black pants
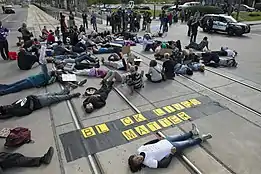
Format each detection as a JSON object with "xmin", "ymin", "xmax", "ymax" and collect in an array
[
  {"xmin": 211, "ymin": 50, "xmax": 228, "ymax": 56},
  {"xmin": 0, "ymin": 152, "xmax": 41, "ymax": 170},
  {"xmin": 145, "ymin": 74, "xmax": 162, "ymax": 83},
  {"xmin": 0, "ymin": 40, "xmax": 9, "ymax": 60},
  {"xmin": 190, "ymin": 32, "xmax": 197, "ymax": 43},
  {"xmin": 83, "ymin": 20, "xmax": 88, "ymax": 29},
  {"xmin": 92, "ymin": 23, "xmax": 97, "ymax": 32},
  {"xmin": 95, "ymin": 81, "xmax": 113, "ymax": 100},
  {"xmin": 187, "ymin": 26, "xmax": 191, "ymax": 36},
  {"xmin": 22, "ymin": 36, "xmax": 31, "ymax": 43}
]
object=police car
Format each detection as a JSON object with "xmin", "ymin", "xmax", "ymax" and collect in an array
[{"xmin": 199, "ymin": 14, "xmax": 250, "ymax": 36}]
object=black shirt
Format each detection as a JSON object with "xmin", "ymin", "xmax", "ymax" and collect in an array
[
  {"xmin": 0, "ymin": 95, "xmax": 41, "ymax": 118},
  {"xmin": 162, "ymin": 60, "xmax": 175, "ymax": 79},
  {"xmin": 82, "ymin": 13, "xmax": 87, "ymax": 20}
]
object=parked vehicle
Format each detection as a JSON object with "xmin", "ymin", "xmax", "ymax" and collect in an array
[
  {"xmin": 234, "ymin": 4, "xmax": 255, "ymax": 12},
  {"xmin": 200, "ymin": 14, "xmax": 251, "ymax": 36},
  {"xmin": 4, "ymin": 5, "xmax": 15, "ymax": 14},
  {"xmin": 254, "ymin": 3, "xmax": 261, "ymax": 11}
]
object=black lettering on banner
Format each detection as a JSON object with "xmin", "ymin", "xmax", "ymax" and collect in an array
[
  {"xmin": 158, "ymin": 118, "xmax": 172, "ymax": 128},
  {"xmin": 81, "ymin": 127, "xmax": 96, "ymax": 138},
  {"xmin": 189, "ymin": 98, "xmax": 201, "ymax": 106},
  {"xmin": 134, "ymin": 125, "xmax": 150, "ymax": 136},
  {"xmin": 172, "ymin": 103, "xmax": 185, "ymax": 110},
  {"xmin": 120, "ymin": 117, "xmax": 134, "ymax": 126},
  {"xmin": 181, "ymin": 101, "xmax": 193, "ymax": 108},
  {"xmin": 122, "ymin": 129, "xmax": 138, "ymax": 141},
  {"xmin": 147, "ymin": 122, "xmax": 162, "ymax": 131},
  {"xmin": 153, "ymin": 108, "xmax": 166, "ymax": 116},
  {"xmin": 163, "ymin": 105, "xmax": 176, "ymax": 113},
  {"xmin": 132, "ymin": 114, "xmax": 147, "ymax": 122}
]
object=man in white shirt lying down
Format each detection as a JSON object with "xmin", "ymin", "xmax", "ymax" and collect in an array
[{"xmin": 128, "ymin": 123, "xmax": 212, "ymax": 173}]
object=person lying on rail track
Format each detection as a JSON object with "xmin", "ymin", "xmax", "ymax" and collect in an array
[
  {"xmin": 0, "ymin": 147, "xmax": 54, "ymax": 173},
  {"xmin": 185, "ymin": 36, "xmax": 209, "ymax": 51},
  {"xmin": 128, "ymin": 123, "xmax": 212, "ymax": 173},
  {"xmin": 0, "ymin": 51, "xmax": 57, "ymax": 96},
  {"xmin": 200, "ymin": 52, "xmax": 238, "ymax": 68},
  {"xmin": 210, "ymin": 47, "xmax": 238, "ymax": 58},
  {"xmin": 73, "ymin": 67, "xmax": 108, "ymax": 78},
  {"xmin": 0, "ymin": 89, "xmax": 80, "ymax": 118},
  {"xmin": 83, "ymin": 80, "xmax": 114, "ymax": 113}
]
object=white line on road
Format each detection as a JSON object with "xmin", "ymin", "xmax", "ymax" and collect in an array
[{"xmin": 1, "ymin": 14, "xmax": 11, "ymax": 21}]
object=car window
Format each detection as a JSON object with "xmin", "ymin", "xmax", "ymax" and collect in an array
[
  {"xmin": 219, "ymin": 17, "xmax": 227, "ymax": 23},
  {"xmin": 212, "ymin": 16, "xmax": 219, "ymax": 21}
]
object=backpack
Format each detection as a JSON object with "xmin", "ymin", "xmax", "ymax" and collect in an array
[{"xmin": 4, "ymin": 127, "xmax": 32, "ymax": 148}]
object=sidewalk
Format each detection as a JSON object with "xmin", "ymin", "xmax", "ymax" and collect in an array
[{"xmin": 244, "ymin": 20, "xmax": 261, "ymax": 25}]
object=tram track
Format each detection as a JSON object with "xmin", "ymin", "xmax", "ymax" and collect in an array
[{"xmin": 34, "ymin": 8, "xmax": 206, "ymax": 174}]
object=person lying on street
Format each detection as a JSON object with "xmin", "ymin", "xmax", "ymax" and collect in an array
[
  {"xmin": 0, "ymin": 57, "xmax": 56, "ymax": 96},
  {"xmin": 101, "ymin": 55, "xmax": 130, "ymax": 71},
  {"xmin": 53, "ymin": 41, "xmax": 72, "ymax": 56},
  {"xmin": 73, "ymin": 67, "xmax": 108, "ymax": 78},
  {"xmin": 17, "ymin": 48, "xmax": 40, "ymax": 70},
  {"xmin": 0, "ymin": 146, "xmax": 54, "ymax": 173},
  {"xmin": 83, "ymin": 81, "xmax": 114, "ymax": 113},
  {"xmin": 0, "ymin": 89, "xmax": 80, "ymax": 118},
  {"xmin": 200, "ymin": 52, "xmax": 238, "ymax": 68},
  {"xmin": 185, "ymin": 36, "xmax": 209, "ymax": 51},
  {"xmin": 128, "ymin": 123, "xmax": 212, "ymax": 173},
  {"xmin": 210, "ymin": 47, "xmax": 238, "ymax": 58},
  {"xmin": 54, "ymin": 53, "xmax": 100, "ymax": 71}
]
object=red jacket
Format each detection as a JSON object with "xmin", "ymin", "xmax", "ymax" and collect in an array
[{"xmin": 47, "ymin": 34, "xmax": 55, "ymax": 43}]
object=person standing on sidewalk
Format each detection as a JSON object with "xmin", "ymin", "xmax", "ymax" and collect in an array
[
  {"xmin": 91, "ymin": 12, "xmax": 98, "ymax": 32},
  {"xmin": 82, "ymin": 11, "xmax": 88, "ymax": 30},
  {"xmin": 190, "ymin": 19, "xmax": 199, "ymax": 43},
  {"xmin": 0, "ymin": 21, "xmax": 9, "ymax": 60},
  {"xmin": 60, "ymin": 15, "xmax": 68, "ymax": 44}
]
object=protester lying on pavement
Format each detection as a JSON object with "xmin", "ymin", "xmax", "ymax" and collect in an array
[
  {"xmin": 92, "ymin": 45, "xmax": 120, "ymax": 54},
  {"xmin": 200, "ymin": 52, "xmax": 238, "ymax": 68},
  {"xmin": 161, "ymin": 53, "xmax": 175, "ymax": 80},
  {"xmin": 0, "ymin": 89, "xmax": 80, "ymax": 118},
  {"xmin": 53, "ymin": 41, "xmax": 72, "ymax": 56},
  {"xmin": 185, "ymin": 37, "xmax": 209, "ymax": 51},
  {"xmin": 0, "ymin": 52, "xmax": 56, "ymax": 96},
  {"xmin": 55, "ymin": 53, "xmax": 100, "ymax": 71},
  {"xmin": 101, "ymin": 55, "xmax": 129, "ymax": 71},
  {"xmin": 210, "ymin": 47, "xmax": 238, "ymax": 58},
  {"xmin": 72, "ymin": 40, "xmax": 87, "ymax": 53},
  {"xmin": 17, "ymin": 48, "xmax": 40, "ymax": 70},
  {"xmin": 83, "ymin": 81, "xmax": 114, "ymax": 113},
  {"xmin": 0, "ymin": 146, "xmax": 54, "ymax": 173},
  {"xmin": 128, "ymin": 124, "xmax": 212, "ymax": 173},
  {"xmin": 73, "ymin": 67, "xmax": 108, "ymax": 78},
  {"xmin": 145, "ymin": 60, "xmax": 163, "ymax": 83}
]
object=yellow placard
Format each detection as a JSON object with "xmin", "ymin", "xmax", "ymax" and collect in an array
[
  {"xmin": 163, "ymin": 105, "xmax": 176, "ymax": 113},
  {"xmin": 134, "ymin": 125, "xmax": 150, "ymax": 136},
  {"xmin": 147, "ymin": 122, "xmax": 162, "ymax": 131},
  {"xmin": 133, "ymin": 114, "xmax": 147, "ymax": 122},
  {"xmin": 177, "ymin": 112, "xmax": 191, "ymax": 120},
  {"xmin": 153, "ymin": 108, "xmax": 166, "ymax": 116},
  {"xmin": 181, "ymin": 101, "xmax": 193, "ymax": 108},
  {"xmin": 158, "ymin": 118, "xmax": 172, "ymax": 128},
  {"xmin": 122, "ymin": 129, "xmax": 138, "ymax": 141},
  {"xmin": 120, "ymin": 117, "xmax": 134, "ymax": 126},
  {"xmin": 189, "ymin": 98, "xmax": 201, "ymax": 106},
  {"xmin": 81, "ymin": 127, "xmax": 96, "ymax": 138},
  {"xmin": 95, "ymin": 123, "xmax": 110, "ymax": 134},
  {"xmin": 172, "ymin": 103, "xmax": 185, "ymax": 111},
  {"xmin": 168, "ymin": 115, "xmax": 183, "ymax": 124}
]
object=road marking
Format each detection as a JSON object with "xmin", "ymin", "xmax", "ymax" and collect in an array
[
  {"xmin": 120, "ymin": 117, "xmax": 134, "ymax": 126},
  {"xmin": 177, "ymin": 112, "xmax": 191, "ymax": 121},
  {"xmin": 1, "ymin": 14, "xmax": 11, "ymax": 22},
  {"xmin": 163, "ymin": 105, "xmax": 176, "ymax": 113},
  {"xmin": 134, "ymin": 125, "xmax": 150, "ymax": 135},
  {"xmin": 147, "ymin": 121, "xmax": 162, "ymax": 131},
  {"xmin": 81, "ymin": 127, "xmax": 96, "ymax": 138},
  {"xmin": 153, "ymin": 108, "xmax": 166, "ymax": 116},
  {"xmin": 158, "ymin": 118, "xmax": 172, "ymax": 128},
  {"xmin": 122, "ymin": 129, "xmax": 138, "ymax": 140},
  {"xmin": 133, "ymin": 114, "xmax": 147, "ymax": 122},
  {"xmin": 172, "ymin": 103, "xmax": 185, "ymax": 110},
  {"xmin": 168, "ymin": 115, "xmax": 183, "ymax": 124},
  {"xmin": 95, "ymin": 123, "xmax": 109, "ymax": 134}
]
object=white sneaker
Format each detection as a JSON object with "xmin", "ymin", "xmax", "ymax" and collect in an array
[
  {"xmin": 191, "ymin": 123, "xmax": 199, "ymax": 136},
  {"xmin": 201, "ymin": 133, "xmax": 212, "ymax": 142}
]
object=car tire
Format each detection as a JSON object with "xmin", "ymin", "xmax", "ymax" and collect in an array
[
  {"xmin": 203, "ymin": 27, "xmax": 207, "ymax": 32},
  {"xmin": 227, "ymin": 28, "xmax": 234, "ymax": 36}
]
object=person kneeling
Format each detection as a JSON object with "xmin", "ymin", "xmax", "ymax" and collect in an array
[
  {"xmin": 17, "ymin": 48, "xmax": 40, "ymax": 70},
  {"xmin": 128, "ymin": 124, "xmax": 212, "ymax": 173},
  {"xmin": 83, "ymin": 81, "xmax": 114, "ymax": 113}
]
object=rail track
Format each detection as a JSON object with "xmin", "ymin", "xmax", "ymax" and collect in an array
[{"xmin": 32, "ymin": 6, "xmax": 261, "ymax": 174}]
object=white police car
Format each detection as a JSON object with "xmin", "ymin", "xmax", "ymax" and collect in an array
[{"xmin": 199, "ymin": 14, "xmax": 250, "ymax": 36}]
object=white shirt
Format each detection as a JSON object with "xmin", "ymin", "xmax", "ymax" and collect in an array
[
  {"xmin": 225, "ymin": 49, "xmax": 235, "ymax": 58},
  {"xmin": 137, "ymin": 139, "xmax": 173, "ymax": 168},
  {"xmin": 147, "ymin": 66, "xmax": 162, "ymax": 82}
]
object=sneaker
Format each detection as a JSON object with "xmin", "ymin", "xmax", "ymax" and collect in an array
[
  {"xmin": 201, "ymin": 133, "xmax": 212, "ymax": 142},
  {"xmin": 78, "ymin": 79, "xmax": 87, "ymax": 86},
  {"xmin": 41, "ymin": 147, "xmax": 54, "ymax": 164},
  {"xmin": 61, "ymin": 88, "xmax": 70, "ymax": 95},
  {"xmin": 72, "ymin": 92, "xmax": 81, "ymax": 97},
  {"xmin": 70, "ymin": 83, "xmax": 78, "ymax": 89},
  {"xmin": 191, "ymin": 123, "xmax": 199, "ymax": 136}
]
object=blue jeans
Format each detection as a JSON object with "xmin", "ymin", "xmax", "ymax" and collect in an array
[
  {"xmin": 166, "ymin": 132, "xmax": 202, "ymax": 153},
  {"xmin": 188, "ymin": 62, "xmax": 202, "ymax": 71},
  {"xmin": 0, "ymin": 79, "xmax": 33, "ymax": 96}
]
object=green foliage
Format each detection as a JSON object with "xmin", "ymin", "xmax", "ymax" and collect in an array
[
  {"xmin": 185, "ymin": 5, "xmax": 224, "ymax": 15},
  {"xmin": 232, "ymin": 11, "xmax": 261, "ymax": 21}
]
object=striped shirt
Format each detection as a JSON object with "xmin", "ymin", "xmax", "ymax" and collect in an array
[{"xmin": 127, "ymin": 73, "xmax": 143, "ymax": 89}]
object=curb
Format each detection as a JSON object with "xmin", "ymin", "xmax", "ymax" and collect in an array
[{"xmin": 249, "ymin": 23, "xmax": 261, "ymax": 26}]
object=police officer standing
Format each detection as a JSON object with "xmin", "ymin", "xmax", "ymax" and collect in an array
[
  {"xmin": 82, "ymin": 11, "xmax": 88, "ymax": 30},
  {"xmin": 0, "ymin": 21, "xmax": 9, "ymax": 60}
]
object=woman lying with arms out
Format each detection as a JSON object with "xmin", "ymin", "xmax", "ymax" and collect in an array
[{"xmin": 128, "ymin": 123, "xmax": 212, "ymax": 173}]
